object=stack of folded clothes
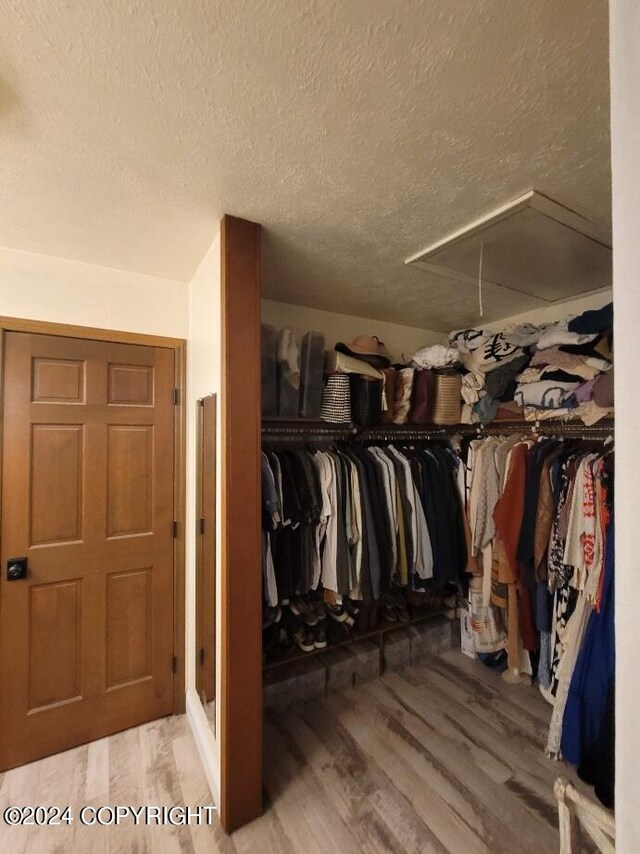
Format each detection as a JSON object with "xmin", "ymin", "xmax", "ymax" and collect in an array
[
  {"xmin": 448, "ymin": 301, "xmax": 613, "ymax": 425},
  {"xmin": 513, "ymin": 302, "xmax": 613, "ymax": 424},
  {"xmin": 449, "ymin": 325, "xmax": 541, "ymax": 423}
]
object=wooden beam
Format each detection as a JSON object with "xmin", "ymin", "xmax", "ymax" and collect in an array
[{"xmin": 219, "ymin": 214, "xmax": 263, "ymax": 831}]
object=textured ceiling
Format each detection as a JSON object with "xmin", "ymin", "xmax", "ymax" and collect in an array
[{"xmin": 0, "ymin": 0, "xmax": 610, "ymax": 331}]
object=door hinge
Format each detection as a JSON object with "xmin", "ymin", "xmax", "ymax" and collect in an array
[
  {"xmin": 173, "ymin": 388, "xmax": 180, "ymax": 406},
  {"xmin": 199, "ymin": 517, "xmax": 205, "ymax": 535},
  {"xmin": 200, "ymin": 648, "xmax": 205, "ymax": 666},
  {"xmin": 172, "ymin": 520, "xmax": 178, "ymax": 538},
  {"xmin": 172, "ymin": 656, "xmax": 178, "ymax": 674}
]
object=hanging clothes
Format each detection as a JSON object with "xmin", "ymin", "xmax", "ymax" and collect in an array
[
  {"xmin": 261, "ymin": 442, "xmax": 468, "ymax": 605},
  {"xmin": 462, "ymin": 429, "xmax": 614, "ymax": 804}
]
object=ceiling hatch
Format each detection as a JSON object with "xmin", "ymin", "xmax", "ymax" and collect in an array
[{"xmin": 405, "ymin": 190, "xmax": 612, "ymax": 303}]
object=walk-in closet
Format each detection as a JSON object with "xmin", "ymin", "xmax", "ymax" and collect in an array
[{"xmin": 256, "ymin": 283, "xmax": 614, "ymax": 851}]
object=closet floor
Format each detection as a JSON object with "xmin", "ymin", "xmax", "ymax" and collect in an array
[
  {"xmin": 262, "ymin": 650, "xmax": 590, "ymax": 854},
  {"xmin": 0, "ymin": 652, "xmax": 589, "ymax": 854}
]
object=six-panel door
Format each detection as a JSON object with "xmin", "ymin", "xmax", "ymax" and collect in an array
[{"xmin": 0, "ymin": 332, "xmax": 175, "ymax": 770}]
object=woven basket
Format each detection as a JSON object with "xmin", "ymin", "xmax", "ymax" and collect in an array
[{"xmin": 431, "ymin": 374, "xmax": 462, "ymax": 425}]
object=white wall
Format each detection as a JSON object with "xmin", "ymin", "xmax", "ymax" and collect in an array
[
  {"xmin": 486, "ymin": 289, "xmax": 613, "ymax": 331},
  {"xmin": 0, "ymin": 246, "xmax": 187, "ymax": 337},
  {"xmin": 610, "ymin": 1, "xmax": 639, "ymax": 849},
  {"xmin": 185, "ymin": 231, "xmax": 222, "ymax": 805},
  {"xmin": 263, "ymin": 292, "xmax": 614, "ymax": 359},
  {"xmin": 262, "ymin": 298, "xmax": 444, "ymax": 362}
]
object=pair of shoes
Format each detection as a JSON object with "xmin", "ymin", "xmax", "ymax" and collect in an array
[
  {"xmin": 263, "ymin": 623, "xmax": 291, "ymax": 654},
  {"xmin": 262, "ymin": 604, "xmax": 282, "ymax": 629},
  {"xmin": 291, "ymin": 620, "xmax": 327, "ymax": 652},
  {"xmin": 387, "ymin": 589, "xmax": 410, "ymax": 622},
  {"xmin": 381, "ymin": 592, "xmax": 402, "ymax": 622},
  {"xmin": 326, "ymin": 603, "xmax": 355, "ymax": 626},
  {"xmin": 290, "ymin": 597, "xmax": 325, "ymax": 626},
  {"xmin": 309, "ymin": 599, "xmax": 327, "ymax": 623}
]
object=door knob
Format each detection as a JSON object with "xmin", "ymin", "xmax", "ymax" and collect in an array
[{"xmin": 7, "ymin": 557, "xmax": 27, "ymax": 581}]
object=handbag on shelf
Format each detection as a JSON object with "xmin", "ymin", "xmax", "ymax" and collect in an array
[
  {"xmin": 408, "ymin": 369, "xmax": 436, "ymax": 424},
  {"xmin": 392, "ymin": 368, "xmax": 414, "ymax": 424},
  {"xmin": 350, "ymin": 375, "xmax": 383, "ymax": 427},
  {"xmin": 320, "ymin": 373, "xmax": 352, "ymax": 424},
  {"xmin": 382, "ymin": 368, "xmax": 402, "ymax": 424}
]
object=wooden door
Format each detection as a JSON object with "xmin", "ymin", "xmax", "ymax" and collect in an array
[{"xmin": 0, "ymin": 332, "xmax": 176, "ymax": 770}]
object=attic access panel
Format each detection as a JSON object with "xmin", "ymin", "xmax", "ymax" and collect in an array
[{"xmin": 405, "ymin": 191, "xmax": 612, "ymax": 303}]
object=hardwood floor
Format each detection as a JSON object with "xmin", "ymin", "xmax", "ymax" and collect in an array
[
  {"xmin": 262, "ymin": 651, "xmax": 586, "ymax": 854},
  {"xmin": 0, "ymin": 651, "xmax": 586, "ymax": 853}
]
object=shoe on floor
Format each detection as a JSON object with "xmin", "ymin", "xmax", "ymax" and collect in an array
[
  {"xmin": 326, "ymin": 603, "xmax": 350, "ymax": 623},
  {"xmin": 381, "ymin": 593, "xmax": 400, "ymax": 622},
  {"xmin": 262, "ymin": 604, "xmax": 282, "ymax": 629},
  {"xmin": 310, "ymin": 600, "xmax": 327, "ymax": 622},
  {"xmin": 289, "ymin": 597, "xmax": 319, "ymax": 626},
  {"xmin": 387, "ymin": 589, "xmax": 410, "ymax": 622},
  {"xmin": 313, "ymin": 624, "xmax": 327, "ymax": 649},
  {"xmin": 291, "ymin": 622, "xmax": 315, "ymax": 652}
]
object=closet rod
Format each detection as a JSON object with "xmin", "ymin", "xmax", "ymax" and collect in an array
[
  {"xmin": 468, "ymin": 420, "xmax": 614, "ymax": 438},
  {"xmin": 261, "ymin": 423, "xmax": 357, "ymax": 443},
  {"xmin": 359, "ymin": 430, "xmax": 450, "ymax": 442},
  {"xmin": 261, "ymin": 419, "xmax": 614, "ymax": 442}
]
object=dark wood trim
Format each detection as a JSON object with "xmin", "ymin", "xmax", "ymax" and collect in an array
[
  {"xmin": 0, "ymin": 316, "xmax": 184, "ymax": 349},
  {"xmin": 219, "ymin": 215, "xmax": 263, "ymax": 832},
  {"xmin": 196, "ymin": 394, "xmax": 216, "ymax": 704},
  {"xmin": 196, "ymin": 398, "xmax": 205, "ymax": 700},
  {"xmin": 172, "ymin": 340, "xmax": 187, "ymax": 714},
  {"xmin": 0, "ymin": 316, "xmax": 187, "ymax": 717}
]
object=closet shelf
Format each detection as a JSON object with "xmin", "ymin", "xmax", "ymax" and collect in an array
[{"xmin": 263, "ymin": 608, "xmax": 449, "ymax": 671}]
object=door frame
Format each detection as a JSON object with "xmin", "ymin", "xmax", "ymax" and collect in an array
[{"xmin": 0, "ymin": 316, "xmax": 187, "ymax": 716}]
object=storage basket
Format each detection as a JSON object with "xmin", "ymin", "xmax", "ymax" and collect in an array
[
  {"xmin": 431, "ymin": 373, "xmax": 462, "ymax": 425},
  {"xmin": 299, "ymin": 331, "xmax": 326, "ymax": 418}
]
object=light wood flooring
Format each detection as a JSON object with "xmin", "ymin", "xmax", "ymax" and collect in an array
[{"xmin": 0, "ymin": 651, "xmax": 588, "ymax": 853}]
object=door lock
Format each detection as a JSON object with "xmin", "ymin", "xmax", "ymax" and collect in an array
[{"xmin": 7, "ymin": 557, "xmax": 27, "ymax": 581}]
